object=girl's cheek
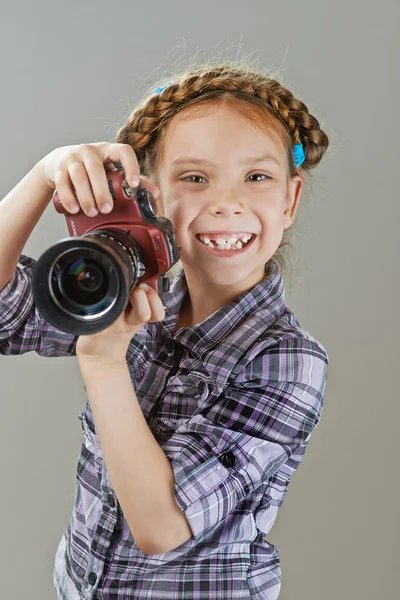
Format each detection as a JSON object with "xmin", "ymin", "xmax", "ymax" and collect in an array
[{"xmin": 173, "ymin": 187, "xmax": 191, "ymax": 202}]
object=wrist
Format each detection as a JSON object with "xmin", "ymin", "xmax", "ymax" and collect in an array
[
  {"xmin": 77, "ymin": 355, "xmax": 127, "ymax": 371},
  {"xmin": 34, "ymin": 158, "xmax": 55, "ymax": 193}
]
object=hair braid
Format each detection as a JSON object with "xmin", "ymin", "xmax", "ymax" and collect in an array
[
  {"xmin": 115, "ymin": 63, "xmax": 329, "ymax": 286},
  {"xmin": 116, "ymin": 65, "xmax": 328, "ymax": 174}
]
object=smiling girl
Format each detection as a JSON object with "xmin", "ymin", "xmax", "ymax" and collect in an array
[{"xmin": 0, "ymin": 62, "xmax": 329, "ymax": 599}]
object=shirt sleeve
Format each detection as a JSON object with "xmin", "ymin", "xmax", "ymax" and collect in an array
[
  {"xmin": 160, "ymin": 337, "xmax": 329, "ymax": 543},
  {"xmin": 0, "ymin": 254, "xmax": 79, "ymax": 356},
  {"xmin": 0, "ymin": 254, "xmax": 152, "ymax": 372}
]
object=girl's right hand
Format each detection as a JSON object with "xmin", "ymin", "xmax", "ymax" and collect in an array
[{"xmin": 37, "ymin": 142, "xmax": 159, "ymax": 217}]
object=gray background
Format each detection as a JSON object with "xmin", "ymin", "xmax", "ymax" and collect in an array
[{"xmin": 0, "ymin": 1, "xmax": 398, "ymax": 598}]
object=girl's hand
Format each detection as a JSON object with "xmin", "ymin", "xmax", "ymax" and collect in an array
[
  {"xmin": 37, "ymin": 142, "xmax": 159, "ymax": 216},
  {"xmin": 75, "ymin": 282, "xmax": 166, "ymax": 366},
  {"xmin": 36, "ymin": 142, "xmax": 163, "ymax": 365}
]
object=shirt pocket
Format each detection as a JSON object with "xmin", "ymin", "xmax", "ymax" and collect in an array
[
  {"xmin": 246, "ymin": 533, "xmax": 281, "ymax": 599},
  {"xmin": 152, "ymin": 369, "xmax": 220, "ymax": 428}
]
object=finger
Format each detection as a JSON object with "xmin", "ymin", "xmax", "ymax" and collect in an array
[
  {"xmin": 97, "ymin": 142, "xmax": 141, "ymax": 190},
  {"xmin": 126, "ymin": 287, "xmax": 152, "ymax": 326},
  {"xmin": 67, "ymin": 156, "xmax": 99, "ymax": 217},
  {"xmin": 81, "ymin": 152, "xmax": 115, "ymax": 214},
  {"xmin": 126, "ymin": 285, "xmax": 165, "ymax": 326},
  {"xmin": 137, "ymin": 174, "xmax": 160, "ymax": 200},
  {"xmin": 104, "ymin": 162, "xmax": 159, "ymax": 201},
  {"xmin": 103, "ymin": 143, "xmax": 160, "ymax": 200},
  {"xmin": 54, "ymin": 167, "xmax": 81, "ymax": 213},
  {"xmin": 139, "ymin": 285, "xmax": 165, "ymax": 321},
  {"xmin": 136, "ymin": 284, "xmax": 165, "ymax": 321}
]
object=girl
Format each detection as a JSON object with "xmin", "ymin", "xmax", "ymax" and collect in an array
[{"xmin": 0, "ymin": 63, "xmax": 329, "ymax": 599}]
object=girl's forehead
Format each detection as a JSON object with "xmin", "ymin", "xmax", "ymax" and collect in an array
[
  {"xmin": 168, "ymin": 103, "xmax": 274, "ymax": 134},
  {"xmin": 161, "ymin": 105, "xmax": 284, "ymax": 163}
]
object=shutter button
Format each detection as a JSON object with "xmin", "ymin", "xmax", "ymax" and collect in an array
[{"xmin": 219, "ymin": 450, "xmax": 236, "ymax": 468}]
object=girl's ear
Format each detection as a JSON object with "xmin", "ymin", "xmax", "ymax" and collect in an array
[{"xmin": 284, "ymin": 175, "xmax": 303, "ymax": 229}]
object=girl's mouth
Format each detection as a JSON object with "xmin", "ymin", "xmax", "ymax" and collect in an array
[{"xmin": 195, "ymin": 234, "xmax": 256, "ymax": 258}]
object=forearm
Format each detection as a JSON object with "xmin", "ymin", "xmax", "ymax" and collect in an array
[
  {"xmin": 0, "ymin": 161, "xmax": 54, "ymax": 291},
  {"xmin": 78, "ymin": 359, "xmax": 193, "ymax": 555}
]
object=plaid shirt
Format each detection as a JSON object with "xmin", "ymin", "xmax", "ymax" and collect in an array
[{"xmin": 0, "ymin": 254, "xmax": 329, "ymax": 600}]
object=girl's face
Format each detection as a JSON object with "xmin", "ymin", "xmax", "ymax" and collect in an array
[{"xmin": 156, "ymin": 104, "xmax": 303, "ymax": 291}]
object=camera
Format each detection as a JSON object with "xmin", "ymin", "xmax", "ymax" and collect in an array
[{"xmin": 32, "ymin": 166, "xmax": 180, "ymax": 336}]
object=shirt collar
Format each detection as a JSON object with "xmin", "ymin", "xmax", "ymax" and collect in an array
[{"xmin": 155, "ymin": 257, "xmax": 285, "ymax": 355}]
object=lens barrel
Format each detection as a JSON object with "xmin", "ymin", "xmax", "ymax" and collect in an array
[{"xmin": 32, "ymin": 229, "xmax": 144, "ymax": 335}]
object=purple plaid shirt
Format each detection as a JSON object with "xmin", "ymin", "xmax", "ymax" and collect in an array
[{"xmin": 0, "ymin": 254, "xmax": 328, "ymax": 600}]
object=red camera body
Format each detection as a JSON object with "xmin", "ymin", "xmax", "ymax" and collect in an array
[
  {"xmin": 31, "ymin": 168, "xmax": 180, "ymax": 335},
  {"xmin": 52, "ymin": 168, "xmax": 180, "ymax": 303}
]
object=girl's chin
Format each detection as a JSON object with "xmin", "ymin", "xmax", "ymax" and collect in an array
[{"xmin": 180, "ymin": 257, "xmax": 267, "ymax": 286}]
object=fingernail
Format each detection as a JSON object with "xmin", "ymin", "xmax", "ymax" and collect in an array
[
  {"xmin": 132, "ymin": 175, "xmax": 140, "ymax": 187},
  {"xmin": 88, "ymin": 207, "xmax": 98, "ymax": 217},
  {"xmin": 101, "ymin": 203, "xmax": 112, "ymax": 213},
  {"xmin": 138, "ymin": 283, "xmax": 150, "ymax": 291}
]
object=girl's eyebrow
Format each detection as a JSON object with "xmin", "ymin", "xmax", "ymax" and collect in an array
[{"xmin": 171, "ymin": 155, "xmax": 280, "ymax": 167}]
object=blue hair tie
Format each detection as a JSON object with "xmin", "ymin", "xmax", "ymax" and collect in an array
[
  {"xmin": 292, "ymin": 142, "xmax": 305, "ymax": 167},
  {"xmin": 154, "ymin": 82, "xmax": 172, "ymax": 95}
]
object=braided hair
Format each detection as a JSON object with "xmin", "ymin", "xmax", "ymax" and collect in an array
[{"xmin": 115, "ymin": 64, "xmax": 329, "ymax": 285}]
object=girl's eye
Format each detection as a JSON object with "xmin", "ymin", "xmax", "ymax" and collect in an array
[
  {"xmin": 182, "ymin": 175, "xmax": 207, "ymax": 183},
  {"xmin": 247, "ymin": 173, "xmax": 272, "ymax": 182},
  {"xmin": 181, "ymin": 173, "xmax": 272, "ymax": 183}
]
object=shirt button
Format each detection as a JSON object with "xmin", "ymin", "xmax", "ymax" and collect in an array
[
  {"xmin": 219, "ymin": 450, "xmax": 236, "ymax": 468},
  {"xmin": 197, "ymin": 381, "xmax": 207, "ymax": 397},
  {"xmin": 88, "ymin": 572, "xmax": 97, "ymax": 586},
  {"xmin": 107, "ymin": 493, "xmax": 116, "ymax": 508}
]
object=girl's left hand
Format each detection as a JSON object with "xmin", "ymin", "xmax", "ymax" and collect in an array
[{"xmin": 75, "ymin": 283, "xmax": 166, "ymax": 366}]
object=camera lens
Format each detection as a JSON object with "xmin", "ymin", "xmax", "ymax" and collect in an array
[
  {"xmin": 63, "ymin": 258, "xmax": 107, "ymax": 303},
  {"xmin": 32, "ymin": 230, "xmax": 145, "ymax": 335},
  {"xmin": 51, "ymin": 256, "xmax": 109, "ymax": 307}
]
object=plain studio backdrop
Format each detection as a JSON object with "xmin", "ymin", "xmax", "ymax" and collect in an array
[{"xmin": 0, "ymin": 1, "xmax": 398, "ymax": 599}]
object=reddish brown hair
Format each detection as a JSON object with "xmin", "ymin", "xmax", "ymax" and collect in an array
[{"xmin": 115, "ymin": 64, "xmax": 329, "ymax": 284}]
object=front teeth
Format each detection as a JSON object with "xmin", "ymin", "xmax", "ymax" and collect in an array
[
  {"xmin": 200, "ymin": 235, "xmax": 252, "ymax": 250},
  {"xmin": 217, "ymin": 237, "xmax": 238, "ymax": 246}
]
